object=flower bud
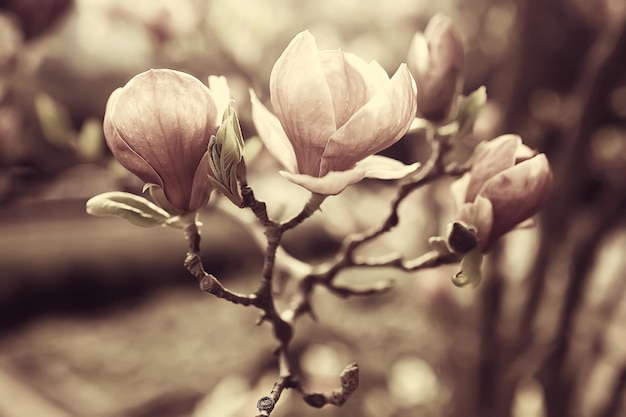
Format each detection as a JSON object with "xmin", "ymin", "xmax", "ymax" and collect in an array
[
  {"xmin": 251, "ymin": 30, "xmax": 418, "ymax": 195},
  {"xmin": 208, "ymin": 103, "xmax": 245, "ymax": 206},
  {"xmin": 407, "ymin": 14, "xmax": 464, "ymax": 123},
  {"xmin": 104, "ymin": 69, "xmax": 231, "ymax": 213},
  {"xmin": 446, "ymin": 221, "xmax": 478, "ymax": 254},
  {"xmin": 450, "ymin": 134, "xmax": 553, "ymax": 250}
]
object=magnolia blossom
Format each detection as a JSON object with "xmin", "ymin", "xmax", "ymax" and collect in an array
[
  {"xmin": 407, "ymin": 14, "xmax": 464, "ymax": 123},
  {"xmin": 251, "ymin": 30, "xmax": 418, "ymax": 195},
  {"xmin": 104, "ymin": 69, "xmax": 230, "ymax": 213},
  {"xmin": 451, "ymin": 134, "xmax": 553, "ymax": 250}
]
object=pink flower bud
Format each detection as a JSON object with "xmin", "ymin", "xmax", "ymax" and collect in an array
[
  {"xmin": 251, "ymin": 31, "xmax": 418, "ymax": 195},
  {"xmin": 450, "ymin": 134, "xmax": 553, "ymax": 250},
  {"xmin": 104, "ymin": 69, "xmax": 228, "ymax": 213},
  {"xmin": 407, "ymin": 14, "xmax": 464, "ymax": 123}
]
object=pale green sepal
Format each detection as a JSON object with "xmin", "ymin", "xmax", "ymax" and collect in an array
[
  {"xmin": 456, "ymin": 86, "xmax": 487, "ymax": 138},
  {"xmin": 451, "ymin": 247, "xmax": 483, "ymax": 288},
  {"xmin": 76, "ymin": 118, "xmax": 103, "ymax": 162},
  {"xmin": 242, "ymin": 136, "xmax": 263, "ymax": 165},
  {"xmin": 406, "ymin": 117, "xmax": 429, "ymax": 134},
  {"xmin": 428, "ymin": 236, "xmax": 453, "ymax": 256},
  {"xmin": 208, "ymin": 103, "xmax": 245, "ymax": 206},
  {"xmin": 34, "ymin": 93, "xmax": 75, "ymax": 148},
  {"xmin": 436, "ymin": 121, "xmax": 459, "ymax": 138},
  {"xmin": 86, "ymin": 191, "xmax": 172, "ymax": 227}
]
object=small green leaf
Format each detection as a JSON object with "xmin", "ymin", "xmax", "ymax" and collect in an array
[
  {"xmin": 76, "ymin": 118, "xmax": 103, "ymax": 161},
  {"xmin": 86, "ymin": 191, "xmax": 171, "ymax": 227},
  {"xmin": 243, "ymin": 136, "xmax": 263, "ymax": 164},
  {"xmin": 406, "ymin": 117, "xmax": 429, "ymax": 135},
  {"xmin": 456, "ymin": 86, "xmax": 487, "ymax": 138},
  {"xmin": 428, "ymin": 236, "xmax": 453, "ymax": 256},
  {"xmin": 34, "ymin": 93, "xmax": 76, "ymax": 148},
  {"xmin": 451, "ymin": 247, "xmax": 483, "ymax": 288}
]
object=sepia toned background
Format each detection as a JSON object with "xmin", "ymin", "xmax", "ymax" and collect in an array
[{"xmin": 0, "ymin": 0, "xmax": 625, "ymax": 416}]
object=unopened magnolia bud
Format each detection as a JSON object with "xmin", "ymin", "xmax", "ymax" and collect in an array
[
  {"xmin": 446, "ymin": 221, "xmax": 478, "ymax": 254},
  {"xmin": 208, "ymin": 103, "xmax": 245, "ymax": 206},
  {"xmin": 103, "ymin": 69, "xmax": 228, "ymax": 213},
  {"xmin": 451, "ymin": 134, "xmax": 553, "ymax": 250},
  {"xmin": 407, "ymin": 14, "xmax": 464, "ymax": 123}
]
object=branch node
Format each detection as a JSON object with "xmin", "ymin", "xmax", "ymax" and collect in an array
[{"xmin": 256, "ymin": 396, "xmax": 275, "ymax": 413}]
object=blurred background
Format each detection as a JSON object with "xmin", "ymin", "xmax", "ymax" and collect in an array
[{"xmin": 0, "ymin": 0, "xmax": 625, "ymax": 416}]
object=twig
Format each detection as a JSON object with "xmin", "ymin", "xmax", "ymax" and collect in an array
[
  {"xmin": 238, "ymin": 183, "xmax": 327, "ymax": 416},
  {"xmin": 201, "ymin": 131, "xmax": 463, "ymax": 415},
  {"xmin": 302, "ymin": 362, "xmax": 359, "ymax": 408},
  {"xmin": 278, "ymin": 138, "xmax": 464, "ymax": 332},
  {"xmin": 182, "ymin": 213, "xmax": 256, "ymax": 306}
]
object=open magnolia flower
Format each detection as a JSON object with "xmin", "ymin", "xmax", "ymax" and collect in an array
[
  {"xmin": 104, "ymin": 69, "xmax": 231, "ymax": 213},
  {"xmin": 251, "ymin": 30, "xmax": 418, "ymax": 195},
  {"xmin": 451, "ymin": 134, "xmax": 553, "ymax": 250}
]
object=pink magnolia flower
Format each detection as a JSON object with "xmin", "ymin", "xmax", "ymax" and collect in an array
[
  {"xmin": 250, "ymin": 30, "xmax": 418, "ymax": 195},
  {"xmin": 451, "ymin": 134, "xmax": 553, "ymax": 250},
  {"xmin": 407, "ymin": 14, "xmax": 464, "ymax": 123},
  {"xmin": 104, "ymin": 69, "xmax": 230, "ymax": 213}
]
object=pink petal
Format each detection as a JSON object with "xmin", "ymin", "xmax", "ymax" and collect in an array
[
  {"xmin": 280, "ymin": 170, "xmax": 366, "ymax": 195},
  {"xmin": 104, "ymin": 87, "xmax": 164, "ymax": 188},
  {"xmin": 481, "ymin": 153, "xmax": 553, "ymax": 243},
  {"xmin": 319, "ymin": 63, "xmax": 417, "ymax": 175},
  {"xmin": 457, "ymin": 195, "xmax": 494, "ymax": 249},
  {"xmin": 407, "ymin": 32, "xmax": 429, "ymax": 81},
  {"xmin": 366, "ymin": 60, "xmax": 392, "ymax": 85},
  {"xmin": 514, "ymin": 142, "xmax": 536, "ymax": 162},
  {"xmin": 450, "ymin": 173, "xmax": 471, "ymax": 212},
  {"xmin": 208, "ymin": 75, "xmax": 232, "ymax": 123},
  {"xmin": 188, "ymin": 150, "xmax": 214, "ymax": 211},
  {"xmin": 318, "ymin": 50, "xmax": 373, "ymax": 129},
  {"xmin": 466, "ymin": 134, "xmax": 520, "ymax": 202},
  {"xmin": 250, "ymin": 89, "xmax": 298, "ymax": 173},
  {"xmin": 269, "ymin": 31, "xmax": 336, "ymax": 176},
  {"xmin": 280, "ymin": 155, "xmax": 417, "ymax": 195},
  {"xmin": 356, "ymin": 155, "xmax": 419, "ymax": 179}
]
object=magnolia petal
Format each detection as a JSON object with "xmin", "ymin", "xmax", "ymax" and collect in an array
[
  {"xmin": 514, "ymin": 142, "xmax": 536, "ymax": 162},
  {"xmin": 450, "ymin": 173, "xmax": 471, "ymax": 212},
  {"xmin": 340, "ymin": 53, "xmax": 389, "ymax": 96},
  {"xmin": 208, "ymin": 75, "xmax": 232, "ymax": 124},
  {"xmin": 188, "ymin": 150, "xmax": 214, "ymax": 211},
  {"xmin": 103, "ymin": 88, "xmax": 165, "ymax": 190},
  {"xmin": 407, "ymin": 32, "xmax": 429, "ymax": 80},
  {"xmin": 147, "ymin": 184, "xmax": 183, "ymax": 215},
  {"xmin": 356, "ymin": 155, "xmax": 419, "ymax": 180},
  {"xmin": 466, "ymin": 134, "xmax": 520, "ymax": 202},
  {"xmin": 481, "ymin": 153, "xmax": 553, "ymax": 243},
  {"xmin": 280, "ymin": 169, "xmax": 367, "ymax": 195},
  {"xmin": 318, "ymin": 50, "xmax": 372, "ymax": 129},
  {"xmin": 457, "ymin": 195, "xmax": 493, "ymax": 249},
  {"xmin": 280, "ymin": 155, "xmax": 417, "ymax": 195},
  {"xmin": 250, "ymin": 89, "xmax": 298, "ymax": 173},
  {"xmin": 320, "ymin": 64, "xmax": 417, "ymax": 175},
  {"xmin": 269, "ymin": 31, "xmax": 336, "ymax": 176}
]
